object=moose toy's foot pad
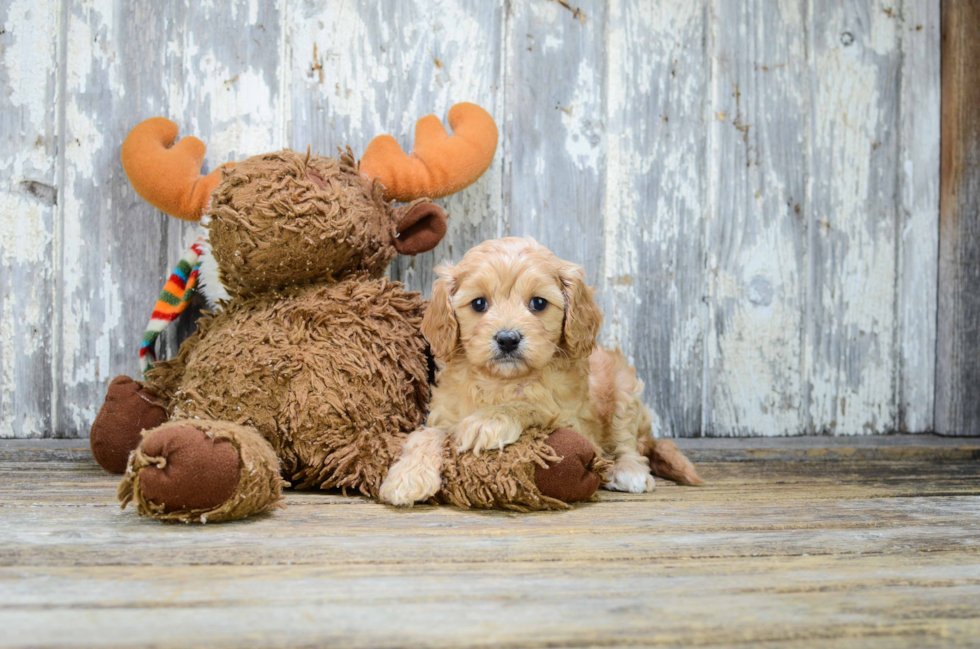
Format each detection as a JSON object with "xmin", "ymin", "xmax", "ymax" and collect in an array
[
  {"xmin": 118, "ymin": 420, "xmax": 286, "ymax": 524},
  {"xmin": 534, "ymin": 428, "xmax": 605, "ymax": 503},
  {"xmin": 90, "ymin": 375, "xmax": 169, "ymax": 474},
  {"xmin": 137, "ymin": 425, "xmax": 241, "ymax": 512}
]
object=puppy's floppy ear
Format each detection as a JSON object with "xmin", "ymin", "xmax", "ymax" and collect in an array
[
  {"xmin": 422, "ymin": 265, "xmax": 459, "ymax": 362},
  {"xmin": 559, "ymin": 261, "xmax": 603, "ymax": 359}
]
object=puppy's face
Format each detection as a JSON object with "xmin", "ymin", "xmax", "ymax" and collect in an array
[
  {"xmin": 422, "ymin": 238, "xmax": 603, "ymax": 378},
  {"xmin": 452, "ymin": 247, "xmax": 566, "ymax": 377}
]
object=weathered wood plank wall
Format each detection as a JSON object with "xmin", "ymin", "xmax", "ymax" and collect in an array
[
  {"xmin": 0, "ymin": 0, "xmax": 941, "ymax": 438},
  {"xmin": 937, "ymin": 0, "xmax": 980, "ymax": 437}
]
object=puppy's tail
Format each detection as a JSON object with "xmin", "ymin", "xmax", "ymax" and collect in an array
[{"xmin": 638, "ymin": 437, "xmax": 704, "ymax": 486}]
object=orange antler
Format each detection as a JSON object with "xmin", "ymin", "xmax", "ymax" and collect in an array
[
  {"xmin": 120, "ymin": 118, "xmax": 233, "ymax": 222},
  {"xmin": 360, "ymin": 103, "xmax": 498, "ymax": 203}
]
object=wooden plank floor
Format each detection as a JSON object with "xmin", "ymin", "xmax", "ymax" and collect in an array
[{"xmin": 2, "ymin": 439, "xmax": 979, "ymax": 648}]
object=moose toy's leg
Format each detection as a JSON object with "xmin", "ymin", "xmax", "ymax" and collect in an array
[
  {"xmin": 118, "ymin": 420, "xmax": 286, "ymax": 523},
  {"xmin": 439, "ymin": 427, "xmax": 609, "ymax": 512},
  {"xmin": 380, "ymin": 427, "xmax": 605, "ymax": 509},
  {"xmin": 90, "ymin": 376, "xmax": 169, "ymax": 474}
]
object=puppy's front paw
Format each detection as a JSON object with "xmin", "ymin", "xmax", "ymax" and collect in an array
[
  {"xmin": 604, "ymin": 456, "xmax": 655, "ymax": 493},
  {"xmin": 379, "ymin": 456, "xmax": 442, "ymax": 507},
  {"xmin": 455, "ymin": 414, "xmax": 523, "ymax": 455}
]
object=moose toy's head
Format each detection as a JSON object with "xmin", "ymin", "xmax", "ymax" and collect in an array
[{"xmin": 120, "ymin": 104, "xmax": 497, "ymax": 298}]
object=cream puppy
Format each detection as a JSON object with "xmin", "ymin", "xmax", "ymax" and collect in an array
[{"xmin": 380, "ymin": 237, "xmax": 701, "ymax": 506}]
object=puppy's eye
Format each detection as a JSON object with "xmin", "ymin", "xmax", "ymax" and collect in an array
[
  {"xmin": 471, "ymin": 297, "xmax": 488, "ymax": 313},
  {"xmin": 529, "ymin": 297, "xmax": 548, "ymax": 312}
]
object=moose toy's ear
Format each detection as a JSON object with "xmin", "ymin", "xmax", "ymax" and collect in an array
[
  {"xmin": 360, "ymin": 102, "xmax": 498, "ymax": 203},
  {"xmin": 392, "ymin": 201, "xmax": 447, "ymax": 255}
]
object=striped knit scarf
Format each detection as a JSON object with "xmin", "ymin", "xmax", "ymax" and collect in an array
[{"xmin": 139, "ymin": 238, "xmax": 205, "ymax": 377}]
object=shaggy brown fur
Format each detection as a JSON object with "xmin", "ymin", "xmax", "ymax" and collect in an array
[
  {"xmin": 438, "ymin": 426, "xmax": 612, "ymax": 512},
  {"xmin": 146, "ymin": 276, "xmax": 429, "ymax": 496},
  {"xmin": 108, "ymin": 147, "xmax": 441, "ymax": 519},
  {"xmin": 208, "ymin": 150, "xmax": 396, "ymax": 297}
]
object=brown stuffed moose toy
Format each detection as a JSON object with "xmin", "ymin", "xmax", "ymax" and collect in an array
[{"xmin": 89, "ymin": 103, "xmax": 606, "ymax": 523}]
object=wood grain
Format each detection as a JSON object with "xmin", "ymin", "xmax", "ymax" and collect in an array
[
  {"xmin": 807, "ymin": 0, "xmax": 903, "ymax": 435},
  {"xmin": 0, "ymin": 0, "xmax": 59, "ymax": 439},
  {"xmin": 1, "ymin": 455, "xmax": 978, "ymax": 647},
  {"xmin": 898, "ymin": 0, "xmax": 940, "ymax": 432},
  {"xmin": 0, "ymin": 0, "xmax": 945, "ymax": 438},
  {"xmin": 56, "ymin": 0, "xmax": 178, "ymax": 438},
  {"xmin": 703, "ymin": 0, "xmax": 808, "ymax": 436},
  {"xmin": 937, "ymin": 0, "xmax": 980, "ymax": 436},
  {"xmin": 603, "ymin": 0, "xmax": 707, "ymax": 437},
  {"xmin": 504, "ymin": 0, "xmax": 607, "ymax": 285}
]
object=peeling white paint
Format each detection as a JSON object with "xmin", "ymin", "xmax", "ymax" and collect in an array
[
  {"xmin": 287, "ymin": 4, "xmax": 375, "ymax": 142},
  {"xmin": 601, "ymin": 129, "xmax": 636, "ymax": 353},
  {"xmin": 60, "ymin": 95, "xmax": 105, "ymax": 389},
  {"xmin": 0, "ymin": 193, "xmax": 50, "ymax": 266},
  {"xmin": 289, "ymin": 1, "xmax": 505, "ymax": 293},
  {"xmin": 186, "ymin": 45, "xmax": 280, "ymax": 160},
  {"xmin": 0, "ymin": 0, "xmax": 58, "ymax": 268},
  {"xmin": 2, "ymin": 0, "xmax": 59, "ymax": 132},
  {"xmin": 1, "ymin": 292, "xmax": 19, "ymax": 438},
  {"xmin": 561, "ymin": 59, "xmax": 602, "ymax": 172},
  {"xmin": 543, "ymin": 34, "xmax": 563, "ymax": 52},
  {"xmin": 0, "ymin": 0, "xmax": 942, "ymax": 438},
  {"xmin": 601, "ymin": 0, "xmax": 639, "ymax": 353},
  {"xmin": 807, "ymin": 1, "xmax": 899, "ymax": 435},
  {"xmin": 0, "ymin": 0, "xmax": 59, "ymax": 438},
  {"xmin": 66, "ymin": 402, "xmax": 98, "ymax": 434},
  {"xmin": 66, "ymin": 1, "xmax": 121, "ymax": 97},
  {"xmin": 702, "ymin": 0, "xmax": 809, "ymax": 436},
  {"xmin": 603, "ymin": 0, "xmax": 707, "ymax": 436},
  {"xmin": 897, "ymin": 0, "xmax": 940, "ymax": 432},
  {"xmin": 95, "ymin": 261, "xmax": 121, "ymax": 382}
]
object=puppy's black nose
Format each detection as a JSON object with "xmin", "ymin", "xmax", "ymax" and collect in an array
[{"xmin": 494, "ymin": 329, "xmax": 522, "ymax": 353}]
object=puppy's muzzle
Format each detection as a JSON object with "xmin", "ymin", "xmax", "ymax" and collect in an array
[{"xmin": 493, "ymin": 329, "xmax": 523, "ymax": 358}]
